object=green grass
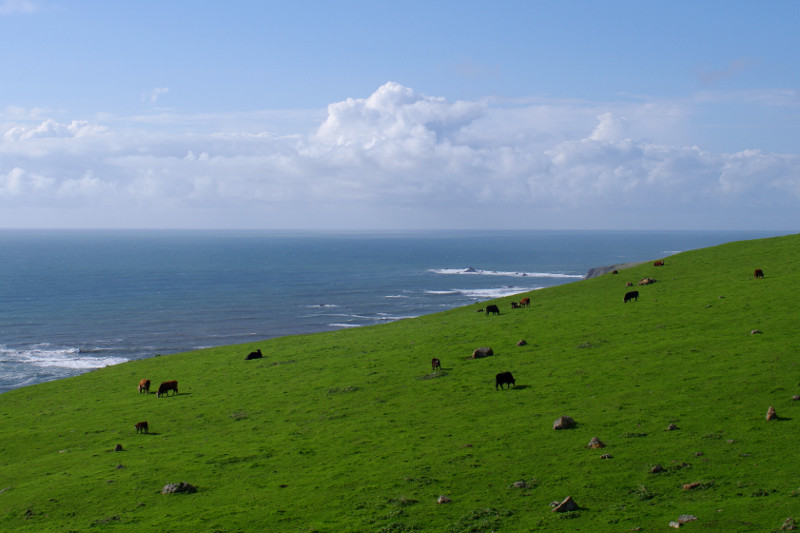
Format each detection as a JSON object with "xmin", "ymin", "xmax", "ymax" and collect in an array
[{"xmin": 1, "ymin": 234, "xmax": 799, "ymax": 532}]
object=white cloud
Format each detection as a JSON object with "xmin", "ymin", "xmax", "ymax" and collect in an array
[
  {"xmin": 0, "ymin": 82, "xmax": 797, "ymax": 229},
  {"xmin": 0, "ymin": 0, "xmax": 37, "ymax": 15},
  {"xmin": 143, "ymin": 87, "xmax": 170, "ymax": 104},
  {"xmin": 4, "ymin": 119, "xmax": 106, "ymax": 141}
]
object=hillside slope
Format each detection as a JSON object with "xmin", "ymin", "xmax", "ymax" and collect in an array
[{"xmin": 0, "ymin": 233, "xmax": 798, "ymax": 532}]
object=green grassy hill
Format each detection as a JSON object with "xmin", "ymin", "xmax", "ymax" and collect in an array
[{"xmin": 1, "ymin": 234, "xmax": 798, "ymax": 532}]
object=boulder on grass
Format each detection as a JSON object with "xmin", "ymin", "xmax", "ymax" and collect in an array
[
  {"xmin": 161, "ymin": 482, "xmax": 197, "ymax": 494},
  {"xmin": 471, "ymin": 347, "xmax": 494, "ymax": 359},
  {"xmin": 552, "ymin": 496, "xmax": 579, "ymax": 512},
  {"xmin": 553, "ymin": 415, "xmax": 576, "ymax": 430},
  {"xmin": 587, "ymin": 436, "xmax": 605, "ymax": 449}
]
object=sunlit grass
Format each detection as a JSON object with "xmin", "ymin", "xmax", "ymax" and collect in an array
[{"xmin": 0, "ymin": 233, "xmax": 797, "ymax": 531}]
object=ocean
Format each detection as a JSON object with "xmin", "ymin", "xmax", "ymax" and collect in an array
[{"xmin": 0, "ymin": 229, "xmax": 785, "ymax": 393}]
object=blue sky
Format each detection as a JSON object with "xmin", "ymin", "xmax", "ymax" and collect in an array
[{"xmin": 0, "ymin": 1, "xmax": 798, "ymax": 230}]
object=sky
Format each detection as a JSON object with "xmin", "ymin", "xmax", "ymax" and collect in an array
[{"xmin": 0, "ymin": 1, "xmax": 798, "ymax": 231}]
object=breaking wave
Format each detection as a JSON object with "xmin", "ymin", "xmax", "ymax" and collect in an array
[
  {"xmin": 430, "ymin": 267, "xmax": 582, "ymax": 279},
  {"xmin": 0, "ymin": 344, "xmax": 128, "ymax": 370}
]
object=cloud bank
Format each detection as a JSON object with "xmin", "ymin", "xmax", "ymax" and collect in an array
[{"xmin": 0, "ymin": 82, "xmax": 797, "ymax": 229}]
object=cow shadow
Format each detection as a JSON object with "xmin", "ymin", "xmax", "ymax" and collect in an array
[{"xmin": 510, "ymin": 385, "xmax": 530, "ymax": 391}]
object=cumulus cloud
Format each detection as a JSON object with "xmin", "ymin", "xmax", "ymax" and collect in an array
[
  {"xmin": 4, "ymin": 119, "xmax": 106, "ymax": 141},
  {"xmin": 0, "ymin": 0, "xmax": 37, "ymax": 15},
  {"xmin": 0, "ymin": 82, "xmax": 797, "ymax": 229},
  {"xmin": 143, "ymin": 87, "xmax": 170, "ymax": 104}
]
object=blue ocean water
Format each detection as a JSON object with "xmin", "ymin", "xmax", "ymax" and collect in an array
[{"xmin": 0, "ymin": 229, "xmax": 785, "ymax": 393}]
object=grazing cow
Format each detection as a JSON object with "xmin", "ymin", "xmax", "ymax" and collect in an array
[
  {"xmin": 135, "ymin": 421, "xmax": 149, "ymax": 434},
  {"xmin": 485, "ymin": 304, "xmax": 500, "ymax": 316},
  {"xmin": 510, "ymin": 302, "xmax": 520, "ymax": 309},
  {"xmin": 754, "ymin": 269, "xmax": 764, "ymax": 279},
  {"xmin": 157, "ymin": 380, "xmax": 178, "ymax": 398},
  {"xmin": 653, "ymin": 260, "xmax": 665, "ymax": 266},
  {"xmin": 431, "ymin": 358, "xmax": 441, "ymax": 371},
  {"xmin": 245, "ymin": 349, "xmax": 263, "ymax": 360},
  {"xmin": 624, "ymin": 290, "xmax": 639, "ymax": 303},
  {"xmin": 612, "ymin": 270, "xmax": 619, "ymax": 275},
  {"xmin": 495, "ymin": 371, "xmax": 516, "ymax": 390},
  {"xmin": 519, "ymin": 297, "xmax": 530, "ymax": 308},
  {"xmin": 138, "ymin": 379, "xmax": 150, "ymax": 394}
]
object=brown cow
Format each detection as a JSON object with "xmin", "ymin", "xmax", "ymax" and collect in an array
[
  {"xmin": 157, "ymin": 380, "xmax": 178, "ymax": 398},
  {"xmin": 431, "ymin": 358, "xmax": 441, "ymax": 371},
  {"xmin": 653, "ymin": 260, "xmax": 665, "ymax": 266},
  {"xmin": 519, "ymin": 297, "xmax": 530, "ymax": 308},
  {"xmin": 138, "ymin": 379, "xmax": 150, "ymax": 394},
  {"xmin": 135, "ymin": 421, "xmax": 149, "ymax": 434},
  {"xmin": 754, "ymin": 268, "xmax": 764, "ymax": 279}
]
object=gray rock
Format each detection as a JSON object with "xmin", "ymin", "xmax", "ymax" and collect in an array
[
  {"xmin": 552, "ymin": 496, "xmax": 579, "ymax": 512},
  {"xmin": 553, "ymin": 415, "xmax": 576, "ymax": 430},
  {"xmin": 472, "ymin": 347, "xmax": 493, "ymax": 359},
  {"xmin": 161, "ymin": 482, "xmax": 197, "ymax": 494},
  {"xmin": 587, "ymin": 436, "xmax": 605, "ymax": 449}
]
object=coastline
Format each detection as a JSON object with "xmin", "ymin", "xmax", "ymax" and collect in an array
[{"xmin": 583, "ymin": 260, "xmax": 650, "ymax": 279}]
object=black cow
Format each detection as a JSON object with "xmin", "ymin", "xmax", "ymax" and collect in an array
[
  {"xmin": 431, "ymin": 358, "xmax": 441, "ymax": 371},
  {"xmin": 485, "ymin": 304, "xmax": 500, "ymax": 316},
  {"xmin": 623, "ymin": 290, "xmax": 639, "ymax": 303},
  {"xmin": 495, "ymin": 371, "xmax": 516, "ymax": 390},
  {"xmin": 135, "ymin": 421, "xmax": 149, "ymax": 434},
  {"xmin": 754, "ymin": 268, "xmax": 764, "ymax": 279},
  {"xmin": 245, "ymin": 349, "xmax": 263, "ymax": 360},
  {"xmin": 157, "ymin": 380, "xmax": 178, "ymax": 397},
  {"xmin": 510, "ymin": 302, "xmax": 520, "ymax": 309}
]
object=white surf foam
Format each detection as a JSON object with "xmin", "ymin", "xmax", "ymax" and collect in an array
[
  {"xmin": 1, "ymin": 344, "xmax": 128, "ymax": 370},
  {"xmin": 430, "ymin": 267, "xmax": 582, "ymax": 279},
  {"xmin": 425, "ymin": 286, "xmax": 540, "ymax": 299}
]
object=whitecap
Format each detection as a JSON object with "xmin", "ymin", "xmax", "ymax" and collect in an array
[
  {"xmin": 1, "ymin": 344, "xmax": 128, "ymax": 370},
  {"xmin": 424, "ymin": 290, "xmax": 460, "ymax": 295},
  {"xmin": 458, "ymin": 287, "xmax": 540, "ymax": 299},
  {"xmin": 429, "ymin": 267, "xmax": 581, "ymax": 279}
]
